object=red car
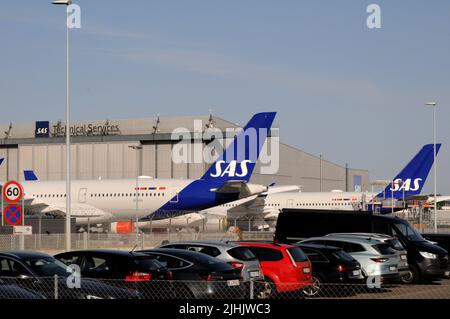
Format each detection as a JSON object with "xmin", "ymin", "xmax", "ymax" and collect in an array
[{"xmin": 236, "ymin": 242, "xmax": 313, "ymax": 294}]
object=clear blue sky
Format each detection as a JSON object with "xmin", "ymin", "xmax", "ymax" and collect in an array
[{"xmin": 1, "ymin": 1, "xmax": 449, "ymax": 193}]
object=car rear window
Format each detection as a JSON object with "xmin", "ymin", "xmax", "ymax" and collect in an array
[
  {"xmin": 227, "ymin": 247, "xmax": 257, "ymax": 261},
  {"xmin": 332, "ymin": 250, "xmax": 355, "ymax": 262},
  {"xmin": 183, "ymin": 252, "xmax": 224, "ymax": 266},
  {"xmin": 302, "ymin": 248, "xmax": 328, "ymax": 262},
  {"xmin": 133, "ymin": 257, "xmax": 165, "ymax": 271},
  {"xmin": 386, "ymin": 239, "xmax": 405, "ymax": 251},
  {"xmin": 287, "ymin": 247, "xmax": 308, "ymax": 262},
  {"xmin": 249, "ymin": 247, "xmax": 283, "ymax": 261},
  {"xmin": 372, "ymin": 244, "xmax": 397, "ymax": 255}
]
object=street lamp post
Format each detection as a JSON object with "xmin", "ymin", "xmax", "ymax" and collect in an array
[
  {"xmin": 319, "ymin": 154, "xmax": 322, "ymax": 192},
  {"xmin": 425, "ymin": 102, "xmax": 437, "ymax": 233},
  {"xmin": 53, "ymin": 0, "xmax": 73, "ymax": 251},
  {"xmin": 129, "ymin": 145, "xmax": 143, "ymax": 244}
]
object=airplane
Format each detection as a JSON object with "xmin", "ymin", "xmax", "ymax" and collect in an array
[
  {"xmin": 197, "ymin": 144, "xmax": 442, "ymax": 229},
  {"xmin": 5, "ymin": 112, "xmax": 276, "ymax": 229},
  {"xmin": 108, "ymin": 184, "xmax": 303, "ymax": 233}
]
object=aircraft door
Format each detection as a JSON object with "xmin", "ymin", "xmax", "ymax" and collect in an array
[
  {"xmin": 78, "ymin": 188, "xmax": 88, "ymax": 203},
  {"xmin": 286, "ymin": 199, "xmax": 294, "ymax": 208}
]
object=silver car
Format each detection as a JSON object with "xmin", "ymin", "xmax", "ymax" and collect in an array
[
  {"xmin": 159, "ymin": 240, "xmax": 264, "ymax": 282},
  {"xmin": 326, "ymin": 233, "xmax": 409, "ymax": 279},
  {"xmin": 299, "ymin": 236, "xmax": 401, "ymax": 283}
]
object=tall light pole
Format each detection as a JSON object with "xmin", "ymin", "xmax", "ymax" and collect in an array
[
  {"xmin": 319, "ymin": 154, "xmax": 323, "ymax": 192},
  {"xmin": 129, "ymin": 145, "xmax": 143, "ymax": 243},
  {"xmin": 53, "ymin": 0, "xmax": 73, "ymax": 251},
  {"xmin": 425, "ymin": 102, "xmax": 437, "ymax": 233}
]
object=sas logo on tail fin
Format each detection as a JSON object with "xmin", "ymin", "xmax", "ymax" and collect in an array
[
  {"xmin": 390, "ymin": 178, "xmax": 422, "ymax": 192},
  {"xmin": 210, "ymin": 160, "xmax": 252, "ymax": 178}
]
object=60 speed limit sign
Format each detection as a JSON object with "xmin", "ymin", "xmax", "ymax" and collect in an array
[{"xmin": 2, "ymin": 180, "xmax": 24, "ymax": 203}]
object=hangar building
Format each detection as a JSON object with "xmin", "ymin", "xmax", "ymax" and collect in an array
[{"xmin": 0, "ymin": 115, "xmax": 369, "ymax": 192}]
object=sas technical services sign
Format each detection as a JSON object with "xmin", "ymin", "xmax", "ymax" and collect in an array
[{"xmin": 35, "ymin": 121, "xmax": 50, "ymax": 138}]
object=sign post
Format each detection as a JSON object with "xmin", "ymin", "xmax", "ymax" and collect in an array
[{"xmin": 2, "ymin": 180, "xmax": 26, "ymax": 250}]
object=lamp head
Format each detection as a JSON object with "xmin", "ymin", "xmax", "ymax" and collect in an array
[{"xmin": 52, "ymin": 0, "xmax": 72, "ymax": 5}]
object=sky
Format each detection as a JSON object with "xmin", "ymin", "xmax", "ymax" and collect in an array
[{"xmin": 1, "ymin": 1, "xmax": 449, "ymax": 193}]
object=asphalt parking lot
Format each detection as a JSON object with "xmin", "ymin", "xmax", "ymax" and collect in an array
[{"xmin": 336, "ymin": 278, "xmax": 450, "ymax": 299}]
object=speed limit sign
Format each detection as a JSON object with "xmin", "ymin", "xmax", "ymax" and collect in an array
[{"xmin": 2, "ymin": 180, "xmax": 23, "ymax": 203}]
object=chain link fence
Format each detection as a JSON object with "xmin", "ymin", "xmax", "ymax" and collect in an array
[
  {"xmin": 0, "ymin": 232, "xmax": 240, "ymax": 253},
  {"xmin": 1, "ymin": 276, "xmax": 449, "ymax": 299}
]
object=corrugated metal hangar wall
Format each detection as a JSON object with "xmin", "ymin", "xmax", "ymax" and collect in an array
[{"xmin": 0, "ymin": 116, "xmax": 369, "ymax": 192}]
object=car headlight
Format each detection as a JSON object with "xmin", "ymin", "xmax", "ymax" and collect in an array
[{"xmin": 419, "ymin": 251, "xmax": 437, "ymax": 259}]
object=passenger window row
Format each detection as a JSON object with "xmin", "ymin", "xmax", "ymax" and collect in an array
[
  {"xmin": 266, "ymin": 202, "xmax": 352, "ymax": 207},
  {"xmin": 31, "ymin": 192, "xmax": 166, "ymax": 198}
]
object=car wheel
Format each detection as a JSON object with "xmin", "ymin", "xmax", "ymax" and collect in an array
[
  {"xmin": 263, "ymin": 277, "xmax": 277, "ymax": 299},
  {"xmin": 401, "ymin": 265, "xmax": 421, "ymax": 284},
  {"xmin": 303, "ymin": 276, "xmax": 321, "ymax": 297}
]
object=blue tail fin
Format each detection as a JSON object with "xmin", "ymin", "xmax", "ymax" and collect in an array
[
  {"xmin": 379, "ymin": 144, "xmax": 441, "ymax": 199},
  {"xmin": 201, "ymin": 112, "xmax": 276, "ymax": 184},
  {"xmin": 24, "ymin": 170, "xmax": 39, "ymax": 181}
]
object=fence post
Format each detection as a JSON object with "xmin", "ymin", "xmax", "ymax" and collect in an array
[
  {"xmin": 83, "ymin": 232, "xmax": 88, "ymax": 249},
  {"xmin": 249, "ymin": 279, "xmax": 254, "ymax": 300},
  {"xmin": 54, "ymin": 274, "xmax": 59, "ymax": 299}
]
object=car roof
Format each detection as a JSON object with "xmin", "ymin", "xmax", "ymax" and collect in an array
[
  {"xmin": 303, "ymin": 236, "xmax": 380, "ymax": 245},
  {"xmin": 326, "ymin": 233, "xmax": 394, "ymax": 240},
  {"xmin": 236, "ymin": 241, "xmax": 295, "ymax": 249},
  {"xmin": 295, "ymin": 243, "xmax": 342, "ymax": 252},
  {"xmin": 0, "ymin": 250, "xmax": 53, "ymax": 259},
  {"xmin": 138, "ymin": 248, "xmax": 228, "ymax": 263},
  {"xmin": 55, "ymin": 249, "xmax": 151, "ymax": 258},
  {"xmin": 160, "ymin": 240, "xmax": 240, "ymax": 248}
]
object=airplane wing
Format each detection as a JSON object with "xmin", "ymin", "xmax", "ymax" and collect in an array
[
  {"xmin": 404, "ymin": 195, "xmax": 450, "ymax": 203},
  {"xmin": 211, "ymin": 181, "xmax": 267, "ymax": 198},
  {"xmin": 25, "ymin": 199, "xmax": 111, "ymax": 218}
]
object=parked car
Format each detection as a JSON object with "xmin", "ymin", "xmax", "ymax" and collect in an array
[
  {"xmin": 138, "ymin": 248, "xmax": 245, "ymax": 299},
  {"xmin": 0, "ymin": 281, "xmax": 45, "ymax": 299},
  {"xmin": 326, "ymin": 233, "xmax": 410, "ymax": 282},
  {"xmin": 158, "ymin": 241, "xmax": 264, "ymax": 282},
  {"xmin": 298, "ymin": 235, "xmax": 401, "ymax": 284},
  {"xmin": 294, "ymin": 243, "xmax": 364, "ymax": 296},
  {"xmin": 0, "ymin": 251, "xmax": 139, "ymax": 299},
  {"xmin": 274, "ymin": 209, "xmax": 449, "ymax": 283},
  {"xmin": 55, "ymin": 249, "xmax": 174, "ymax": 299},
  {"xmin": 235, "ymin": 242, "xmax": 313, "ymax": 297}
]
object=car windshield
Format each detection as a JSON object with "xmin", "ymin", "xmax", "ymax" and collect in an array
[
  {"xmin": 23, "ymin": 257, "xmax": 70, "ymax": 277},
  {"xmin": 393, "ymin": 221, "xmax": 425, "ymax": 242}
]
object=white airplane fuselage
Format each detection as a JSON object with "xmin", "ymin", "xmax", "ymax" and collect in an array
[
  {"xmin": 23, "ymin": 178, "xmax": 193, "ymax": 223},
  {"xmin": 203, "ymin": 191, "xmax": 379, "ymax": 227}
]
